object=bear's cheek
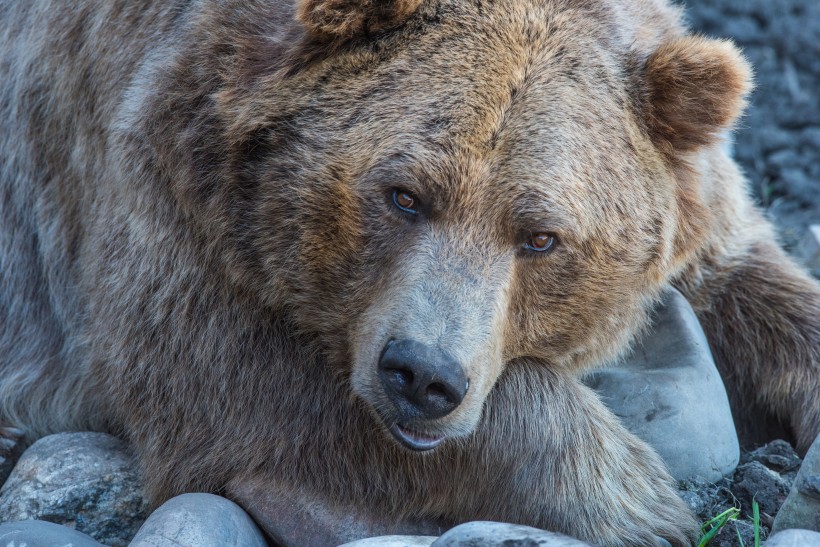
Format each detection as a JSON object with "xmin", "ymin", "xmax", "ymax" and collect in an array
[{"xmin": 502, "ymin": 248, "xmax": 655, "ymax": 367}]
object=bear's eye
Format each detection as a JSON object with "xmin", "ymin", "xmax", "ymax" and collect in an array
[
  {"xmin": 392, "ymin": 189, "xmax": 418, "ymax": 214},
  {"xmin": 523, "ymin": 232, "xmax": 558, "ymax": 253}
]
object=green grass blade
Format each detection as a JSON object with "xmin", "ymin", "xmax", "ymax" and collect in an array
[
  {"xmin": 753, "ymin": 498, "xmax": 760, "ymax": 547},
  {"xmin": 698, "ymin": 507, "xmax": 741, "ymax": 547}
]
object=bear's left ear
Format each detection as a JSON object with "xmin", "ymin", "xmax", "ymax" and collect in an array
[
  {"xmin": 296, "ymin": 0, "xmax": 424, "ymax": 40},
  {"xmin": 641, "ymin": 36, "xmax": 752, "ymax": 155}
]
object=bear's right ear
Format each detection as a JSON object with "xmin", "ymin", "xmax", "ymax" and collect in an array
[
  {"xmin": 640, "ymin": 36, "xmax": 752, "ymax": 156},
  {"xmin": 636, "ymin": 37, "xmax": 751, "ymax": 275},
  {"xmin": 296, "ymin": 0, "xmax": 424, "ymax": 40}
]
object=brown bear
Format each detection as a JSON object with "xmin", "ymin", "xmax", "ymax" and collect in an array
[{"xmin": 0, "ymin": 0, "xmax": 818, "ymax": 545}]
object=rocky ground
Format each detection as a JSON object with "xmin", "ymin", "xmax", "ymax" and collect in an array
[
  {"xmin": 676, "ymin": 1, "xmax": 820, "ymax": 544},
  {"xmin": 679, "ymin": 441, "xmax": 800, "ymax": 546},
  {"xmin": 682, "ymin": 0, "xmax": 820, "ymax": 253}
]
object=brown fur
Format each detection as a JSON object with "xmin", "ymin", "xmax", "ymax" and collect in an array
[
  {"xmin": 643, "ymin": 37, "xmax": 752, "ymax": 155},
  {"xmin": 1, "ymin": 0, "xmax": 818, "ymax": 546},
  {"xmin": 297, "ymin": 0, "xmax": 424, "ymax": 39}
]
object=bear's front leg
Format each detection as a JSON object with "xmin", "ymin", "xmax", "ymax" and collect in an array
[
  {"xmin": 683, "ymin": 239, "xmax": 820, "ymax": 454},
  {"xmin": 228, "ymin": 361, "xmax": 697, "ymax": 547},
  {"xmin": 455, "ymin": 362, "xmax": 698, "ymax": 547}
]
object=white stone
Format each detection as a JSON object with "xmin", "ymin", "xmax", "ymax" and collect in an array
[
  {"xmin": 765, "ymin": 528, "xmax": 820, "ymax": 546},
  {"xmin": 338, "ymin": 535, "xmax": 438, "ymax": 547},
  {"xmin": 0, "ymin": 520, "xmax": 103, "ymax": 547},
  {"xmin": 129, "ymin": 493, "xmax": 267, "ymax": 547},
  {"xmin": 431, "ymin": 522, "xmax": 592, "ymax": 546}
]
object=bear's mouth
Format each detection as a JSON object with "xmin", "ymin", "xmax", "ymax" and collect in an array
[{"xmin": 388, "ymin": 423, "xmax": 444, "ymax": 451}]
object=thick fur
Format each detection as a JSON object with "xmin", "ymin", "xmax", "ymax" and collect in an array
[
  {"xmin": 297, "ymin": 0, "xmax": 425, "ymax": 39},
  {"xmin": 1, "ymin": 1, "xmax": 818, "ymax": 546}
]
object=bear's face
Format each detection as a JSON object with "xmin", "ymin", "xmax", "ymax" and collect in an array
[{"xmin": 220, "ymin": 0, "xmax": 749, "ymax": 450}]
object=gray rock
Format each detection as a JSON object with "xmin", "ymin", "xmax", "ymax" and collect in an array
[
  {"xmin": 339, "ymin": 536, "xmax": 437, "ymax": 547},
  {"xmin": 766, "ymin": 528, "xmax": 820, "ymax": 546},
  {"xmin": 431, "ymin": 522, "xmax": 591, "ymax": 546},
  {"xmin": 0, "ymin": 519, "xmax": 103, "ymax": 547},
  {"xmin": 583, "ymin": 288, "xmax": 739, "ymax": 482},
  {"xmin": 745, "ymin": 440, "xmax": 802, "ymax": 477},
  {"xmin": 732, "ymin": 461, "xmax": 791, "ymax": 517},
  {"xmin": 129, "ymin": 493, "xmax": 267, "ymax": 547},
  {"xmin": 772, "ymin": 435, "xmax": 820, "ymax": 534},
  {"xmin": 0, "ymin": 432, "xmax": 149, "ymax": 546}
]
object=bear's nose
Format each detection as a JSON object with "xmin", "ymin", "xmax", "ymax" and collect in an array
[{"xmin": 378, "ymin": 339, "xmax": 468, "ymax": 420}]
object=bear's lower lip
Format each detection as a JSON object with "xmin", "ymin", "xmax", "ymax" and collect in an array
[{"xmin": 389, "ymin": 423, "xmax": 444, "ymax": 451}]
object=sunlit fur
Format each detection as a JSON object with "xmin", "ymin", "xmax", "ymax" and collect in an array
[{"xmin": 1, "ymin": 1, "xmax": 818, "ymax": 546}]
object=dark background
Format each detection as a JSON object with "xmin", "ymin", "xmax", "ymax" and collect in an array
[{"xmin": 682, "ymin": 0, "xmax": 820, "ymax": 252}]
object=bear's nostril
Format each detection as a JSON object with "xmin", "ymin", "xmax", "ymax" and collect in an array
[
  {"xmin": 377, "ymin": 339, "xmax": 468, "ymax": 421},
  {"xmin": 391, "ymin": 368, "xmax": 413, "ymax": 388},
  {"xmin": 426, "ymin": 383, "xmax": 450, "ymax": 403}
]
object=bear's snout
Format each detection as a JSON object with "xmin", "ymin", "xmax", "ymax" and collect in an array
[{"xmin": 378, "ymin": 339, "xmax": 469, "ymax": 422}]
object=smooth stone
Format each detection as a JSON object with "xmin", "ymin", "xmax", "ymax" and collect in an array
[
  {"xmin": 765, "ymin": 528, "xmax": 820, "ymax": 546},
  {"xmin": 772, "ymin": 435, "xmax": 820, "ymax": 534},
  {"xmin": 338, "ymin": 536, "xmax": 438, "ymax": 547},
  {"xmin": 129, "ymin": 493, "xmax": 267, "ymax": 547},
  {"xmin": 0, "ymin": 432, "xmax": 149, "ymax": 546},
  {"xmin": 0, "ymin": 519, "xmax": 103, "ymax": 547},
  {"xmin": 583, "ymin": 288, "xmax": 739, "ymax": 482},
  {"xmin": 431, "ymin": 522, "xmax": 591, "ymax": 546}
]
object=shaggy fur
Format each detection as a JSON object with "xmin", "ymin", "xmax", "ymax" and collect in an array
[
  {"xmin": 297, "ymin": 0, "xmax": 425, "ymax": 39},
  {"xmin": 1, "ymin": 0, "xmax": 818, "ymax": 545}
]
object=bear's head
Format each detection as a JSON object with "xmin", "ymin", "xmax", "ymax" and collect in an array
[{"xmin": 201, "ymin": 0, "xmax": 750, "ymax": 451}]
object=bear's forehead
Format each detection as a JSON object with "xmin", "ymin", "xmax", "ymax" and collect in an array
[
  {"xmin": 253, "ymin": 0, "xmax": 680, "ymax": 239},
  {"xmin": 325, "ymin": 1, "xmax": 656, "ymax": 161},
  {"xmin": 339, "ymin": 25, "xmax": 661, "ymax": 236}
]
